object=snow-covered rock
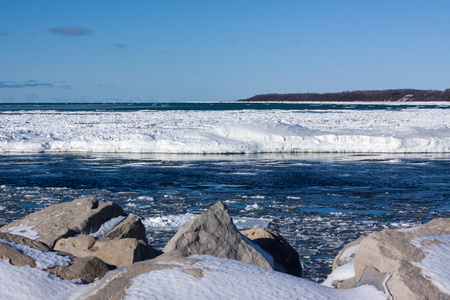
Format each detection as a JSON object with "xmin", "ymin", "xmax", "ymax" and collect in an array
[
  {"xmin": 54, "ymin": 235, "xmax": 158, "ymax": 268},
  {"xmin": 0, "ymin": 196, "xmax": 126, "ymax": 248},
  {"xmin": 75, "ymin": 254, "xmax": 387, "ymax": 300},
  {"xmin": 326, "ymin": 218, "xmax": 450, "ymax": 299}
]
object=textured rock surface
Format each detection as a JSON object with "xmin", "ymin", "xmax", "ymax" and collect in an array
[
  {"xmin": 241, "ymin": 228, "xmax": 302, "ymax": 277},
  {"xmin": 104, "ymin": 215, "xmax": 147, "ymax": 242},
  {"xmin": 330, "ymin": 218, "xmax": 450, "ymax": 300},
  {"xmin": 76, "ymin": 253, "xmax": 199, "ymax": 300},
  {"xmin": 0, "ymin": 197, "xmax": 126, "ymax": 248},
  {"xmin": 54, "ymin": 236, "xmax": 158, "ymax": 268},
  {"xmin": 0, "ymin": 241, "xmax": 36, "ymax": 267},
  {"xmin": 0, "ymin": 232, "xmax": 51, "ymax": 252},
  {"xmin": 163, "ymin": 202, "xmax": 274, "ymax": 270},
  {"xmin": 47, "ymin": 256, "xmax": 110, "ymax": 283}
]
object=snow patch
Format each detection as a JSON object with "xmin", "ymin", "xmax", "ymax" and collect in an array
[
  {"xmin": 0, "ymin": 239, "xmax": 71, "ymax": 269},
  {"xmin": 90, "ymin": 215, "xmax": 126, "ymax": 238},
  {"xmin": 322, "ymin": 262, "xmax": 356, "ymax": 287},
  {"xmin": 2, "ymin": 224, "xmax": 39, "ymax": 240},
  {"xmin": 0, "ymin": 260, "xmax": 87, "ymax": 300},
  {"xmin": 340, "ymin": 245, "xmax": 359, "ymax": 264},
  {"xmin": 410, "ymin": 234, "xmax": 450, "ymax": 294}
]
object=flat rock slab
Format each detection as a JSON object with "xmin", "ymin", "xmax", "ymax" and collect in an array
[
  {"xmin": 163, "ymin": 202, "xmax": 274, "ymax": 270},
  {"xmin": 0, "ymin": 197, "xmax": 126, "ymax": 248},
  {"xmin": 54, "ymin": 236, "xmax": 159, "ymax": 268}
]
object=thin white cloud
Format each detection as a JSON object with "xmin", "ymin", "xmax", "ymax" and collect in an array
[{"xmin": 49, "ymin": 26, "xmax": 93, "ymax": 36}]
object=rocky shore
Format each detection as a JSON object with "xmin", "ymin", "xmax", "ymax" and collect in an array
[{"xmin": 0, "ymin": 197, "xmax": 448, "ymax": 299}]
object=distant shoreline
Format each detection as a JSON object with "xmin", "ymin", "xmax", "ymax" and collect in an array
[{"xmin": 239, "ymin": 89, "xmax": 450, "ymax": 102}]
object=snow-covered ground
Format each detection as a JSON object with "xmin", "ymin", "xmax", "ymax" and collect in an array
[
  {"xmin": 123, "ymin": 255, "xmax": 386, "ymax": 300},
  {"xmin": 1, "ymin": 108, "xmax": 449, "ymax": 153},
  {"xmin": 0, "ymin": 252, "xmax": 386, "ymax": 300},
  {"xmin": 1, "ymin": 231, "xmax": 449, "ymax": 299}
]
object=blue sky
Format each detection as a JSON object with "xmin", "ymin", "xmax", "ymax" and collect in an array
[{"xmin": 1, "ymin": 1, "xmax": 449, "ymax": 102}]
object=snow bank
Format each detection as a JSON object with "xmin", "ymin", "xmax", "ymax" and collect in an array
[
  {"xmin": 0, "ymin": 260, "xmax": 87, "ymax": 300},
  {"xmin": 124, "ymin": 255, "xmax": 386, "ymax": 300},
  {"xmin": 1, "ymin": 108, "xmax": 449, "ymax": 153},
  {"xmin": 0, "ymin": 240, "xmax": 86, "ymax": 299},
  {"xmin": 0, "ymin": 252, "xmax": 387, "ymax": 300}
]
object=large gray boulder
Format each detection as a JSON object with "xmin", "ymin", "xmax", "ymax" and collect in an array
[
  {"xmin": 327, "ymin": 218, "xmax": 450, "ymax": 300},
  {"xmin": 0, "ymin": 197, "xmax": 126, "ymax": 248},
  {"xmin": 241, "ymin": 228, "xmax": 302, "ymax": 277},
  {"xmin": 163, "ymin": 202, "xmax": 274, "ymax": 270},
  {"xmin": 54, "ymin": 235, "xmax": 159, "ymax": 268}
]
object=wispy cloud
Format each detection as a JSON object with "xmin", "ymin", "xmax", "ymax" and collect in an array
[
  {"xmin": 113, "ymin": 43, "xmax": 127, "ymax": 49},
  {"xmin": 0, "ymin": 80, "xmax": 70, "ymax": 89},
  {"xmin": 49, "ymin": 26, "xmax": 93, "ymax": 36}
]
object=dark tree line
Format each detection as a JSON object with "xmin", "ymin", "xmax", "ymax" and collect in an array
[{"xmin": 240, "ymin": 89, "xmax": 450, "ymax": 102}]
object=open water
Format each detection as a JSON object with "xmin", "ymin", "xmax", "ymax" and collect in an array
[
  {"xmin": 1, "ymin": 152, "xmax": 449, "ymax": 282},
  {"xmin": 1, "ymin": 101, "xmax": 449, "ymax": 112}
]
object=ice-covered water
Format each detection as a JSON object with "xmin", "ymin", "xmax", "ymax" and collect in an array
[
  {"xmin": 1, "ymin": 103, "xmax": 449, "ymax": 153},
  {"xmin": 1, "ymin": 153, "xmax": 449, "ymax": 282}
]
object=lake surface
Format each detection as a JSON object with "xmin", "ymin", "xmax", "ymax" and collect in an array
[{"xmin": 1, "ymin": 101, "xmax": 449, "ymax": 112}]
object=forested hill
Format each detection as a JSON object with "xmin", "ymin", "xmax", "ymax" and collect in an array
[{"xmin": 239, "ymin": 89, "xmax": 450, "ymax": 102}]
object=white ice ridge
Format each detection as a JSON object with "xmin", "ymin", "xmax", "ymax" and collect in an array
[{"xmin": 1, "ymin": 108, "xmax": 449, "ymax": 153}]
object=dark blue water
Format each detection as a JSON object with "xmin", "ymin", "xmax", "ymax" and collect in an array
[
  {"xmin": 1, "ymin": 102, "xmax": 449, "ymax": 112},
  {"xmin": 1, "ymin": 153, "xmax": 449, "ymax": 282}
]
